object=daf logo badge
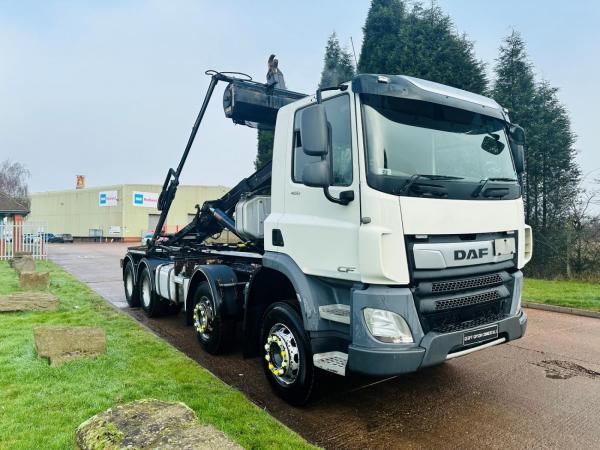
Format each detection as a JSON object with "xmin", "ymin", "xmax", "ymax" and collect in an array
[{"xmin": 454, "ymin": 248, "xmax": 489, "ymax": 260}]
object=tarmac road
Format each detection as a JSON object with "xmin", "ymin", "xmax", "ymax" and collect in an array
[{"xmin": 49, "ymin": 242, "xmax": 600, "ymax": 449}]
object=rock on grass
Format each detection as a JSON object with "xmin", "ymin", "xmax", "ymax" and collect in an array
[
  {"xmin": 19, "ymin": 271, "xmax": 50, "ymax": 290},
  {"xmin": 0, "ymin": 292, "xmax": 59, "ymax": 312},
  {"xmin": 11, "ymin": 255, "xmax": 36, "ymax": 274},
  {"xmin": 75, "ymin": 399, "xmax": 242, "ymax": 450},
  {"xmin": 34, "ymin": 326, "xmax": 106, "ymax": 367}
]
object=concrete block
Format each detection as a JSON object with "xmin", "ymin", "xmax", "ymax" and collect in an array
[
  {"xmin": 0, "ymin": 292, "xmax": 59, "ymax": 312},
  {"xmin": 75, "ymin": 399, "xmax": 241, "ymax": 450},
  {"xmin": 11, "ymin": 255, "xmax": 36, "ymax": 274},
  {"xmin": 19, "ymin": 271, "xmax": 50, "ymax": 290},
  {"xmin": 34, "ymin": 326, "xmax": 106, "ymax": 367}
]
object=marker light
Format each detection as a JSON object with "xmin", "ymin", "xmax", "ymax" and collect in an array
[{"xmin": 363, "ymin": 308, "xmax": 413, "ymax": 344}]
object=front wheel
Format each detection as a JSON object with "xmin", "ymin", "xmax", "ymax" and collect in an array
[{"xmin": 260, "ymin": 302, "xmax": 316, "ymax": 405}]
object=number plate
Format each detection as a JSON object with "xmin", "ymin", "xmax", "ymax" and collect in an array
[
  {"xmin": 463, "ymin": 324, "xmax": 498, "ymax": 346},
  {"xmin": 493, "ymin": 237, "xmax": 516, "ymax": 256}
]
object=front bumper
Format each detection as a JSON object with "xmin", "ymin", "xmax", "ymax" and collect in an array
[
  {"xmin": 349, "ymin": 311, "xmax": 526, "ymax": 376},
  {"xmin": 347, "ymin": 274, "xmax": 527, "ymax": 376}
]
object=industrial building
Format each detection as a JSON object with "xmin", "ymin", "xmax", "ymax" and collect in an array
[{"xmin": 28, "ymin": 184, "xmax": 229, "ymax": 241}]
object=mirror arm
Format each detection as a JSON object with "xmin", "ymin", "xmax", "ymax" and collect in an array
[
  {"xmin": 323, "ymin": 187, "xmax": 354, "ymax": 206},
  {"xmin": 316, "ymin": 84, "xmax": 348, "ymax": 103}
]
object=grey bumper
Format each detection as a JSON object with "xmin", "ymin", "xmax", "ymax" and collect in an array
[{"xmin": 347, "ymin": 277, "xmax": 527, "ymax": 377}]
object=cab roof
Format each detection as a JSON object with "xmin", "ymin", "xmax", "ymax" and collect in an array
[{"xmin": 352, "ymin": 74, "xmax": 506, "ymax": 121}]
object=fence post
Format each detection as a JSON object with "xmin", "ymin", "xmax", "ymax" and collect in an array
[{"xmin": 13, "ymin": 216, "xmax": 23, "ymax": 253}]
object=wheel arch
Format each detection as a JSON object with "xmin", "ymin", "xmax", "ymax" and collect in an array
[
  {"xmin": 136, "ymin": 257, "xmax": 168, "ymax": 291},
  {"xmin": 185, "ymin": 265, "xmax": 240, "ymax": 326},
  {"xmin": 122, "ymin": 253, "xmax": 139, "ymax": 283},
  {"xmin": 136, "ymin": 258, "xmax": 151, "ymax": 284},
  {"xmin": 243, "ymin": 265, "xmax": 300, "ymax": 357}
]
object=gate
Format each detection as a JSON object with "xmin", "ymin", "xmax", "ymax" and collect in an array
[{"xmin": 0, "ymin": 221, "xmax": 48, "ymax": 260}]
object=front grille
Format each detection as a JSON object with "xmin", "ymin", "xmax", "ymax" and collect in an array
[
  {"xmin": 431, "ymin": 273, "xmax": 504, "ymax": 294},
  {"xmin": 413, "ymin": 270, "xmax": 515, "ymax": 334},
  {"xmin": 433, "ymin": 313, "xmax": 505, "ymax": 333},
  {"xmin": 434, "ymin": 290, "xmax": 502, "ymax": 311}
]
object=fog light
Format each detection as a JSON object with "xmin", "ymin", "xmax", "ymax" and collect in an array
[{"xmin": 363, "ymin": 308, "xmax": 413, "ymax": 344}]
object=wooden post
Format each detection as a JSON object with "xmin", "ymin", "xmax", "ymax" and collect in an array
[
  {"xmin": 0, "ymin": 220, "xmax": 5, "ymax": 259},
  {"xmin": 13, "ymin": 215, "xmax": 23, "ymax": 253}
]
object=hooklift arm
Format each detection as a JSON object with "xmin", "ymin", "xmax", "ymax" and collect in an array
[
  {"xmin": 150, "ymin": 70, "xmax": 306, "ymax": 251},
  {"xmin": 151, "ymin": 70, "xmax": 234, "ymax": 246}
]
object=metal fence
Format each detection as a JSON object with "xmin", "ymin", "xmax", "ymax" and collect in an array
[{"xmin": 0, "ymin": 221, "xmax": 48, "ymax": 260}]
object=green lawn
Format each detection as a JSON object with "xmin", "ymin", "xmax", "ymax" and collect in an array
[
  {"xmin": 523, "ymin": 278, "xmax": 600, "ymax": 312},
  {"xmin": 0, "ymin": 261, "xmax": 315, "ymax": 450}
]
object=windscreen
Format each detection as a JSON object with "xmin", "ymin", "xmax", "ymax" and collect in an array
[{"xmin": 361, "ymin": 94, "xmax": 519, "ymax": 200}]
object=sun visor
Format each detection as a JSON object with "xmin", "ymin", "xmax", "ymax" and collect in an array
[{"xmin": 352, "ymin": 74, "xmax": 506, "ymax": 121}]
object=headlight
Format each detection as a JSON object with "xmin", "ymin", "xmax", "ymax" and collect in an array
[{"xmin": 363, "ymin": 308, "xmax": 413, "ymax": 344}]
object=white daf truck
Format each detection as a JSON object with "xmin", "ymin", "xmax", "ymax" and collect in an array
[{"xmin": 121, "ymin": 70, "xmax": 532, "ymax": 404}]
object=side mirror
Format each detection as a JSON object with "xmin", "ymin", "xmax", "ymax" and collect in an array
[
  {"xmin": 508, "ymin": 124, "xmax": 526, "ymax": 174},
  {"xmin": 302, "ymin": 160, "xmax": 331, "ymax": 188},
  {"xmin": 512, "ymin": 144, "xmax": 525, "ymax": 174},
  {"xmin": 301, "ymin": 104, "xmax": 329, "ymax": 157},
  {"xmin": 509, "ymin": 124, "xmax": 526, "ymax": 145}
]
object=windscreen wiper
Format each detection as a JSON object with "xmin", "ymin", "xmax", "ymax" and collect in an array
[
  {"xmin": 472, "ymin": 177, "xmax": 518, "ymax": 198},
  {"xmin": 401, "ymin": 174, "xmax": 463, "ymax": 195}
]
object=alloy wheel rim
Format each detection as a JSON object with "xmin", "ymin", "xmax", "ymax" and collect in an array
[
  {"xmin": 193, "ymin": 296, "xmax": 214, "ymax": 339},
  {"xmin": 264, "ymin": 323, "xmax": 300, "ymax": 385}
]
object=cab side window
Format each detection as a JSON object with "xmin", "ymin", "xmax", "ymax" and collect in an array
[{"xmin": 292, "ymin": 95, "xmax": 353, "ymax": 186}]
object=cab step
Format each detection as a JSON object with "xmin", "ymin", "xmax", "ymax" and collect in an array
[
  {"xmin": 313, "ymin": 351, "xmax": 348, "ymax": 376},
  {"xmin": 319, "ymin": 304, "xmax": 350, "ymax": 324}
]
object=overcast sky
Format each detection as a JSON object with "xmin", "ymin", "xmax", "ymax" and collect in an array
[{"xmin": 1, "ymin": 0, "xmax": 598, "ymax": 193}]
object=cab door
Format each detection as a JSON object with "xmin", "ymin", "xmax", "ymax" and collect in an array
[{"xmin": 277, "ymin": 94, "xmax": 361, "ymax": 281}]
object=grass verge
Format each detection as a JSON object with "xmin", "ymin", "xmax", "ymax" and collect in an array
[
  {"xmin": 0, "ymin": 261, "xmax": 315, "ymax": 450},
  {"xmin": 523, "ymin": 278, "xmax": 600, "ymax": 312}
]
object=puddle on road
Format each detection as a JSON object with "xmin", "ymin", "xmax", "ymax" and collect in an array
[{"xmin": 533, "ymin": 360, "xmax": 600, "ymax": 380}]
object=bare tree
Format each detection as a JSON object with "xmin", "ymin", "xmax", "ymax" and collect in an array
[
  {"xmin": 567, "ymin": 184, "xmax": 600, "ymax": 278},
  {"xmin": 0, "ymin": 159, "xmax": 30, "ymax": 206}
]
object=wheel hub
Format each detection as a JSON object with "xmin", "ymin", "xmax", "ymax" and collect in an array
[
  {"xmin": 264, "ymin": 323, "xmax": 300, "ymax": 385},
  {"xmin": 193, "ymin": 297, "xmax": 213, "ymax": 336}
]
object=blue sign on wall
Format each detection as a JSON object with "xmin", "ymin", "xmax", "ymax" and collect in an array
[
  {"xmin": 98, "ymin": 191, "xmax": 118, "ymax": 207},
  {"xmin": 134, "ymin": 193, "xmax": 144, "ymax": 205}
]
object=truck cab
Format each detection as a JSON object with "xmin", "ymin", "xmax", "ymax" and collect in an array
[
  {"xmin": 263, "ymin": 74, "xmax": 530, "ymax": 384},
  {"xmin": 122, "ymin": 71, "xmax": 531, "ymax": 405}
]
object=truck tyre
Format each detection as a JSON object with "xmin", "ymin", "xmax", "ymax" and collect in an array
[
  {"xmin": 191, "ymin": 281, "xmax": 233, "ymax": 354},
  {"xmin": 123, "ymin": 261, "xmax": 140, "ymax": 307},
  {"xmin": 139, "ymin": 266, "xmax": 168, "ymax": 317},
  {"xmin": 260, "ymin": 302, "xmax": 315, "ymax": 405}
]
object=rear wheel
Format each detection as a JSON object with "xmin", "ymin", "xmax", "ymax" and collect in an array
[
  {"xmin": 192, "ymin": 281, "xmax": 234, "ymax": 354},
  {"xmin": 139, "ymin": 266, "xmax": 169, "ymax": 317},
  {"xmin": 123, "ymin": 262, "xmax": 140, "ymax": 307},
  {"xmin": 260, "ymin": 302, "xmax": 315, "ymax": 405}
]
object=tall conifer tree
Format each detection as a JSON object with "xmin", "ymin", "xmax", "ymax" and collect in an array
[
  {"xmin": 319, "ymin": 32, "xmax": 355, "ymax": 88},
  {"xmin": 359, "ymin": 0, "xmax": 487, "ymax": 94},
  {"xmin": 255, "ymin": 130, "xmax": 274, "ymax": 171},
  {"xmin": 494, "ymin": 31, "xmax": 580, "ymax": 276},
  {"xmin": 492, "ymin": 31, "xmax": 537, "ymax": 223}
]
